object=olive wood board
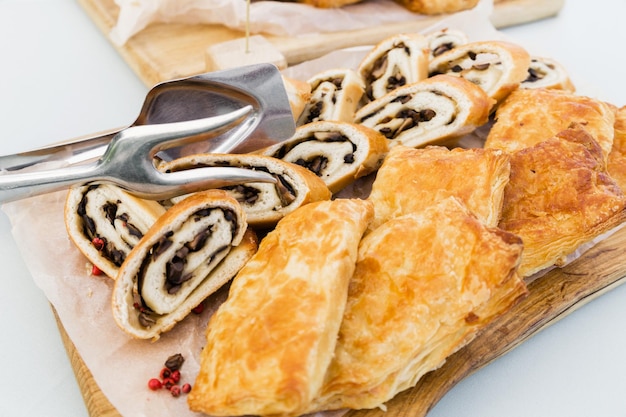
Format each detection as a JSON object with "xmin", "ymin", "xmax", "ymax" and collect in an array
[
  {"xmin": 56, "ymin": 222, "xmax": 626, "ymax": 417},
  {"xmin": 76, "ymin": 0, "xmax": 564, "ymax": 87}
]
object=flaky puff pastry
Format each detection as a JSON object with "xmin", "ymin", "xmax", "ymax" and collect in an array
[
  {"xmin": 188, "ymin": 198, "xmax": 374, "ymax": 417},
  {"xmin": 304, "ymin": 197, "xmax": 527, "ymax": 412},
  {"xmin": 485, "ymin": 88, "xmax": 616, "ymax": 162},
  {"xmin": 367, "ymin": 145, "xmax": 510, "ymax": 230},
  {"xmin": 608, "ymin": 106, "xmax": 626, "ymax": 192},
  {"xmin": 499, "ymin": 125, "xmax": 626, "ymax": 278}
]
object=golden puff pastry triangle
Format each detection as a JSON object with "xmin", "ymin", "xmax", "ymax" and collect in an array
[
  {"xmin": 485, "ymin": 88, "xmax": 616, "ymax": 162},
  {"xmin": 499, "ymin": 124, "xmax": 626, "ymax": 278},
  {"xmin": 367, "ymin": 144, "xmax": 511, "ymax": 230},
  {"xmin": 188, "ymin": 198, "xmax": 374, "ymax": 417},
  {"xmin": 305, "ymin": 197, "xmax": 527, "ymax": 413}
]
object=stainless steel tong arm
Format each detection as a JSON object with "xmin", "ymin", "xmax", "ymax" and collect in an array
[{"xmin": 0, "ymin": 106, "xmax": 276, "ymax": 203}]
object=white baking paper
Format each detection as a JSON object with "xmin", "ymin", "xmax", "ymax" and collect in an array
[{"xmin": 109, "ymin": 0, "xmax": 488, "ymax": 46}]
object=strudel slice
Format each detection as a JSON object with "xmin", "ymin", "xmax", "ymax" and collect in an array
[
  {"xmin": 485, "ymin": 88, "xmax": 616, "ymax": 162},
  {"xmin": 306, "ymin": 197, "xmax": 526, "ymax": 412},
  {"xmin": 260, "ymin": 120, "xmax": 388, "ymax": 194},
  {"xmin": 188, "ymin": 198, "xmax": 374, "ymax": 416},
  {"xmin": 429, "ymin": 40, "xmax": 531, "ymax": 104},
  {"xmin": 64, "ymin": 184, "xmax": 166, "ymax": 278},
  {"xmin": 355, "ymin": 74, "xmax": 494, "ymax": 149},
  {"xmin": 159, "ymin": 153, "xmax": 331, "ymax": 229},
  {"xmin": 357, "ymin": 33, "xmax": 429, "ymax": 102},
  {"xmin": 426, "ymin": 28, "xmax": 469, "ymax": 59},
  {"xmin": 499, "ymin": 125, "xmax": 626, "ymax": 278},
  {"xmin": 297, "ymin": 68, "xmax": 365, "ymax": 125},
  {"xmin": 112, "ymin": 190, "xmax": 256, "ymax": 340},
  {"xmin": 521, "ymin": 56, "xmax": 575, "ymax": 92},
  {"xmin": 367, "ymin": 145, "xmax": 510, "ymax": 230}
]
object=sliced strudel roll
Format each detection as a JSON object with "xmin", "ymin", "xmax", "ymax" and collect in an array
[
  {"xmin": 367, "ymin": 145, "xmax": 510, "ymax": 230},
  {"xmin": 260, "ymin": 121, "xmax": 388, "ymax": 194},
  {"xmin": 357, "ymin": 33, "xmax": 429, "ymax": 102},
  {"xmin": 305, "ymin": 197, "xmax": 527, "ymax": 413},
  {"xmin": 485, "ymin": 88, "xmax": 616, "ymax": 162},
  {"xmin": 112, "ymin": 190, "xmax": 257, "ymax": 340},
  {"xmin": 188, "ymin": 198, "xmax": 375, "ymax": 416},
  {"xmin": 64, "ymin": 184, "xmax": 166, "ymax": 278},
  {"xmin": 159, "ymin": 153, "xmax": 332, "ymax": 229},
  {"xmin": 521, "ymin": 56, "xmax": 575, "ymax": 92},
  {"xmin": 499, "ymin": 125, "xmax": 626, "ymax": 278},
  {"xmin": 426, "ymin": 28, "xmax": 469, "ymax": 59},
  {"xmin": 283, "ymin": 76, "xmax": 312, "ymax": 121},
  {"xmin": 429, "ymin": 40, "xmax": 531, "ymax": 104},
  {"xmin": 297, "ymin": 68, "xmax": 365, "ymax": 125},
  {"xmin": 355, "ymin": 74, "xmax": 494, "ymax": 148}
]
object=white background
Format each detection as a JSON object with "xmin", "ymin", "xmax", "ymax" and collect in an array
[{"xmin": 1, "ymin": 0, "xmax": 625, "ymax": 416}]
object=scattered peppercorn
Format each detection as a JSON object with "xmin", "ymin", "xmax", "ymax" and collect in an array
[
  {"xmin": 147, "ymin": 378, "xmax": 162, "ymax": 391},
  {"xmin": 170, "ymin": 385, "xmax": 181, "ymax": 397},
  {"xmin": 146, "ymin": 354, "xmax": 192, "ymax": 399},
  {"xmin": 182, "ymin": 383, "xmax": 192, "ymax": 394},
  {"xmin": 192, "ymin": 302, "xmax": 204, "ymax": 314},
  {"xmin": 91, "ymin": 265, "xmax": 103, "ymax": 276},
  {"xmin": 164, "ymin": 353, "xmax": 185, "ymax": 371}
]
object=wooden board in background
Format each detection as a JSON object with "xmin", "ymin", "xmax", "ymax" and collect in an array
[{"xmin": 76, "ymin": 0, "xmax": 565, "ymax": 87}]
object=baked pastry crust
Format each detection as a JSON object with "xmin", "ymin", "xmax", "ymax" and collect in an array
[
  {"xmin": 282, "ymin": 76, "xmax": 312, "ymax": 122},
  {"xmin": 485, "ymin": 88, "xmax": 616, "ymax": 161},
  {"xmin": 367, "ymin": 145, "xmax": 510, "ymax": 230},
  {"xmin": 608, "ymin": 106, "xmax": 626, "ymax": 192},
  {"xmin": 429, "ymin": 40, "xmax": 531, "ymax": 105},
  {"xmin": 64, "ymin": 184, "xmax": 166, "ymax": 279},
  {"xmin": 355, "ymin": 74, "xmax": 494, "ymax": 149},
  {"xmin": 111, "ymin": 190, "xmax": 256, "ymax": 340},
  {"xmin": 188, "ymin": 198, "xmax": 374, "ymax": 416},
  {"xmin": 499, "ymin": 125, "xmax": 626, "ymax": 277},
  {"xmin": 260, "ymin": 120, "xmax": 388, "ymax": 194},
  {"xmin": 392, "ymin": 0, "xmax": 479, "ymax": 14},
  {"xmin": 159, "ymin": 153, "xmax": 332, "ymax": 229},
  {"xmin": 305, "ymin": 197, "xmax": 526, "ymax": 412}
]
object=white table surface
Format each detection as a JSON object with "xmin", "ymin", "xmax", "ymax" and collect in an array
[{"xmin": 1, "ymin": 0, "xmax": 625, "ymax": 416}]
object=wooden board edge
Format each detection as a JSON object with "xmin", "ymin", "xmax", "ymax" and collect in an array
[{"xmin": 53, "ymin": 307, "xmax": 122, "ymax": 417}]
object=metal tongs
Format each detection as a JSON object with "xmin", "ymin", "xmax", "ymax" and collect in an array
[{"xmin": 0, "ymin": 64, "xmax": 296, "ymax": 203}]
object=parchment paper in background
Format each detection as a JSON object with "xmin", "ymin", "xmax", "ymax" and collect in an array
[
  {"xmin": 109, "ymin": 0, "xmax": 492, "ymax": 46},
  {"xmin": 0, "ymin": 4, "xmax": 606, "ymax": 417}
]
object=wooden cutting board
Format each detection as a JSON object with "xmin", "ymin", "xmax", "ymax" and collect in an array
[
  {"xmin": 57, "ymin": 223, "xmax": 626, "ymax": 417},
  {"xmin": 77, "ymin": 0, "xmax": 565, "ymax": 87}
]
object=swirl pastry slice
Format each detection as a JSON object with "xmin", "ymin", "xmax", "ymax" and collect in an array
[
  {"xmin": 429, "ymin": 40, "xmax": 531, "ymax": 104},
  {"xmin": 112, "ymin": 190, "xmax": 257, "ymax": 340},
  {"xmin": 485, "ymin": 88, "xmax": 616, "ymax": 162},
  {"xmin": 260, "ymin": 121, "xmax": 388, "ymax": 194},
  {"xmin": 499, "ymin": 125, "xmax": 626, "ymax": 278},
  {"xmin": 521, "ymin": 56, "xmax": 575, "ymax": 92},
  {"xmin": 64, "ymin": 184, "xmax": 166, "ymax": 278},
  {"xmin": 426, "ymin": 28, "xmax": 469, "ymax": 59},
  {"xmin": 297, "ymin": 68, "xmax": 365, "ymax": 125},
  {"xmin": 282, "ymin": 76, "xmax": 312, "ymax": 121},
  {"xmin": 160, "ymin": 153, "xmax": 332, "ymax": 229},
  {"xmin": 305, "ymin": 197, "xmax": 526, "ymax": 413},
  {"xmin": 367, "ymin": 145, "xmax": 510, "ymax": 230},
  {"xmin": 355, "ymin": 74, "xmax": 494, "ymax": 149},
  {"xmin": 357, "ymin": 33, "xmax": 429, "ymax": 102},
  {"xmin": 188, "ymin": 198, "xmax": 375, "ymax": 417}
]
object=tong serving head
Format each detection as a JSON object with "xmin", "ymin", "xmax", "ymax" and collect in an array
[{"xmin": 0, "ymin": 106, "xmax": 278, "ymax": 203}]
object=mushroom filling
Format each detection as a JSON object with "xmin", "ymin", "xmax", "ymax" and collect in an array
[
  {"xmin": 430, "ymin": 51, "xmax": 503, "ymax": 94},
  {"xmin": 300, "ymin": 76, "xmax": 345, "ymax": 124},
  {"xmin": 136, "ymin": 207, "xmax": 238, "ymax": 319},
  {"xmin": 78, "ymin": 185, "xmax": 147, "ymax": 267},
  {"xmin": 364, "ymin": 43, "xmax": 413, "ymax": 101},
  {"xmin": 358, "ymin": 91, "xmax": 457, "ymax": 141},
  {"xmin": 269, "ymin": 131, "xmax": 357, "ymax": 179}
]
